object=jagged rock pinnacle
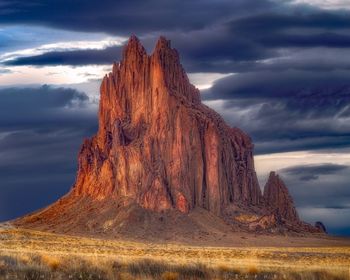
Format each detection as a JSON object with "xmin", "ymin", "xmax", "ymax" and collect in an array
[
  {"xmin": 154, "ymin": 36, "xmax": 171, "ymax": 51},
  {"xmin": 74, "ymin": 35, "xmax": 262, "ymax": 214},
  {"xmin": 263, "ymin": 171, "xmax": 299, "ymax": 222},
  {"xmin": 121, "ymin": 35, "xmax": 147, "ymax": 69}
]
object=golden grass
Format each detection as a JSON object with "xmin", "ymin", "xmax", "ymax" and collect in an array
[
  {"xmin": 217, "ymin": 264, "xmax": 230, "ymax": 273},
  {"xmin": 247, "ymin": 264, "xmax": 258, "ymax": 274},
  {"xmin": 161, "ymin": 271, "xmax": 179, "ymax": 280},
  {"xmin": 0, "ymin": 228, "xmax": 349, "ymax": 279},
  {"xmin": 234, "ymin": 214, "xmax": 260, "ymax": 223},
  {"xmin": 41, "ymin": 254, "xmax": 60, "ymax": 271}
]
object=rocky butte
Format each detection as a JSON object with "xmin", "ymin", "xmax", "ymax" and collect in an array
[{"xmin": 15, "ymin": 36, "xmax": 323, "ymax": 239}]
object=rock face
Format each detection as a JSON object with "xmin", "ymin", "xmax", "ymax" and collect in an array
[
  {"xmin": 263, "ymin": 172, "xmax": 299, "ymax": 223},
  {"xmin": 14, "ymin": 36, "xmax": 323, "ymax": 237},
  {"xmin": 72, "ymin": 36, "xmax": 261, "ymax": 216},
  {"xmin": 315, "ymin": 221, "xmax": 327, "ymax": 233}
]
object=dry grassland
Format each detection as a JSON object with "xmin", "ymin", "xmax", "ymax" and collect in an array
[{"xmin": 0, "ymin": 228, "xmax": 349, "ymax": 279}]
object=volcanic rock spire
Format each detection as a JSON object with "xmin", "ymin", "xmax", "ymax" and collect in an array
[
  {"xmin": 14, "ymin": 36, "xmax": 322, "ymax": 237},
  {"xmin": 263, "ymin": 171, "xmax": 299, "ymax": 222},
  {"xmin": 72, "ymin": 35, "xmax": 262, "ymax": 215}
]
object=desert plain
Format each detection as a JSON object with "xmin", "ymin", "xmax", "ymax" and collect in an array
[{"xmin": 0, "ymin": 224, "xmax": 349, "ymax": 280}]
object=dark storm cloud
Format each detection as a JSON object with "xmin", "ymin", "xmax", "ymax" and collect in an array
[
  {"xmin": 280, "ymin": 163, "xmax": 349, "ymax": 181},
  {"xmin": 0, "ymin": 85, "xmax": 96, "ymax": 130},
  {"xmin": 5, "ymin": 18, "xmax": 350, "ymax": 72},
  {"xmin": 156, "ymin": 30, "xmax": 274, "ymax": 73},
  {"xmin": 228, "ymin": 12, "xmax": 350, "ymax": 49},
  {"xmin": 204, "ymin": 70, "xmax": 350, "ymax": 99},
  {"xmin": 0, "ymin": 86, "xmax": 98, "ymax": 221},
  {"xmin": 273, "ymin": 163, "xmax": 350, "ymax": 233},
  {"xmin": 277, "ymin": 164, "xmax": 350, "ymax": 208},
  {"xmin": 259, "ymin": 32, "xmax": 350, "ymax": 48},
  {"xmin": 3, "ymin": 4, "xmax": 350, "ymax": 73},
  {"xmin": 253, "ymin": 48, "xmax": 350, "ymax": 72},
  {"xmin": 3, "ymin": 30, "xmax": 271, "ymax": 70},
  {"xmin": 170, "ymin": 11, "xmax": 350, "ymax": 72},
  {"xmin": 230, "ymin": 12, "xmax": 350, "ymax": 32},
  {"xmin": 0, "ymin": 85, "xmax": 88, "ymax": 107},
  {"xmin": 3, "ymin": 45, "xmax": 122, "ymax": 66},
  {"xmin": 203, "ymin": 70, "xmax": 350, "ymax": 154},
  {"xmin": 298, "ymin": 207, "xmax": 350, "ymax": 235},
  {"xmin": 0, "ymin": 0, "xmax": 275, "ymax": 35}
]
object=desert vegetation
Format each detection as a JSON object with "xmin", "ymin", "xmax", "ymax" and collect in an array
[
  {"xmin": 0, "ymin": 228, "xmax": 349, "ymax": 280},
  {"xmin": 0, "ymin": 253, "xmax": 347, "ymax": 280}
]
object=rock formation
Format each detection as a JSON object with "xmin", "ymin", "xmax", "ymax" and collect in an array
[
  {"xmin": 14, "ymin": 36, "xmax": 323, "ymax": 238},
  {"xmin": 72, "ymin": 35, "xmax": 261, "ymax": 215},
  {"xmin": 315, "ymin": 221, "xmax": 327, "ymax": 233},
  {"xmin": 263, "ymin": 171, "xmax": 299, "ymax": 223}
]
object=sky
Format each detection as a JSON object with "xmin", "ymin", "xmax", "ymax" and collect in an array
[{"xmin": 0, "ymin": 0, "xmax": 349, "ymax": 235}]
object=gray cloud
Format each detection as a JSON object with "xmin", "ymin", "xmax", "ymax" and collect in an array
[
  {"xmin": 203, "ymin": 70, "xmax": 350, "ymax": 154},
  {"xmin": 3, "ymin": 45, "xmax": 122, "ymax": 66},
  {"xmin": 0, "ymin": 85, "xmax": 97, "ymax": 221},
  {"xmin": 3, "ymin": 7, "xmax": 350, "ymax": 76},
  {"xmin": 298, "ymin": 207, "xmax": 350, "ymax": 235},
  {"xmin": 0, "ymin": 68, "xmax": 11, "ymax": 74},
  {"xmin": 2, "ymin": 30, "xmax": 272, "ymax": 71},
  {"xmin": 270, "ymin": 163, "xmax": 350, "ymax": 234},
  {"xmin": 280, "ymin": 163, "xmax": 349, "ymax": 181},
  {"xmin": 203, "ymin": 70, "xmax": 350, "ymax": 100},
  {"xmin": 0, "ymin": 0, "xmax": 275, "ymax": 35},
  {"xmin": 0, "ymin": 85, "xmax": 95, "ymax": 130},
  {"xmin": 276, "ymin": 163, "xmax": 350, "ymax": 210}
]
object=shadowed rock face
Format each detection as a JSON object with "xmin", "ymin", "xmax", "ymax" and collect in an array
[
  {"xmin": 263, "ymin": 172, "xmax": 299, "ymax": 222},
  {"xmin": 14, "ymin": 36, "xmax": 324, "ymax": 237},
  {"xmin": 73, "ymin": 35, "xmax": 262, "ymax": 215},
  {"xmin": 315, "ymin": 221, "xmax": 327, "ymax": 233}
]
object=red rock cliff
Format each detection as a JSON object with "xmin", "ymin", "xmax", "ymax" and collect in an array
[
  {"xmin": 263, "ymin": 171, "xmax": 299, "ymax": 222},
  {"xmin": 72, "ymin": 35, "xmax": 262, "ymax": 216}
]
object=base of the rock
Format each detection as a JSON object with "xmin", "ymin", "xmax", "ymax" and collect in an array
[{"xmin": 13, "ymin": 195, "xmax": 324, "ymax": 243}]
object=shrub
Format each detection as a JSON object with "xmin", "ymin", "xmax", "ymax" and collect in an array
[
  {"xmin": 118, "ymin": 272, "xmax": 134, "ymax": 280},
  {"xmin": 64, "ymin": 261, "xmax": 108, "ymax": 280},
  {"xmin": 162, "ymin": 271, "xmax": 179, "ymax": 280},
  {"xmin": 0, "ymin": 255, "xmax": 17, "ymax": 268},
  {"xmin": 217, "ymin": 265, "xmax": 241, "ymax": 279},
  {"xmin": 67, "ymin": 268, "xmax": 107, "ymax": 280},
  {"xmin": 176, "ymin": 263, "xmax": 210, "ymax": 279},
  {"xmin": 127, "ymin": 259, "xmax": 166, "ymax": 277},
  {"xmin": 247, "ymin": 265, "xmax": 258, "ymax": 275},
  {"xmin": 41, "ymin": 255, "xmax": 60, "ymax": 271},
  {"xmin": 20, "ymin": 266, "xmax": 50, "ymax": 280},
  {"xmin": 217, "ymin": 264, "xmax": 230, "ymax": 273}
]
